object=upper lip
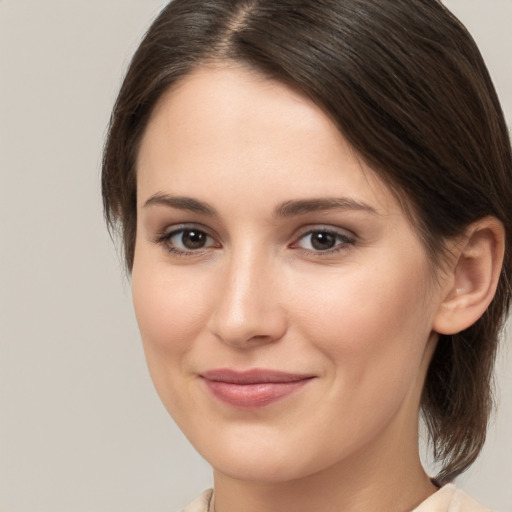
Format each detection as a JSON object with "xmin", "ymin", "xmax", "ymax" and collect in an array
[{"xmin": 200, "ymin": 368, "xmax": 315, "ymax": 384}]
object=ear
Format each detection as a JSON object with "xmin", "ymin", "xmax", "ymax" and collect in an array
[{"xmin": 433, "ymin": 217, "xmax": 505, "ymax": 335}]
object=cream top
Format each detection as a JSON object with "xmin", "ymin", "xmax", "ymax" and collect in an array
[{"xmin": 181, "ymin": 485, "xmax": 493, "ymax": 512}]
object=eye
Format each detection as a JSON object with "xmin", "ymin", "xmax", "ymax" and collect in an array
[
  {"xmin": 293, "ymin": 228, "xmax": 355, "ymax": 253},
  {"xmin": 157, "ymin": 226, "xmax": 219, "ymax": 254}
]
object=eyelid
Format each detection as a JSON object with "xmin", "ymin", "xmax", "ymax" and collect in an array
[
  {"xmin": 290, "ymin": 225, "xmax": 356, "ymax": 253},
  {"xmin": 153, "ymin": 223, "xmax": 221, "ymax": 254},
  {"xmin": 293, "ymin": 224, "xmax": 356, "ymax": 240},
  {"xmin": 153, "ymin": 222, "xmax": 214, "ymax": 239}
]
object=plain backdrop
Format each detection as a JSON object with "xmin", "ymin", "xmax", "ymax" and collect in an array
[{"xmin": 0, "ymin": 1, "xmax": 511, "ymax": 511}]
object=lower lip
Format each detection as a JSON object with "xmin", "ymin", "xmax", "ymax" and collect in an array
[{"xmin": 203, "ymin": 379, "xmax": 311, "ymax": 409}]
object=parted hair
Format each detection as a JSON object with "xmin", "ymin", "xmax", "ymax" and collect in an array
[{"xmin": 102, "ymin": 0, "xmax": 512, "ymax": 483}]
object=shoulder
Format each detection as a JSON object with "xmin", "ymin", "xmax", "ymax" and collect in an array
[
  {"xmin": 412, "ymin": 484, "xmax": 494, "ymax": 512},
  {"xmin": 180, "ymin": 489, "xmax": 214, "ymax": 512}
]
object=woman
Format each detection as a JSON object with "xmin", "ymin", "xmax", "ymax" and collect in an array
[{"xmin": 102, "ymin": 1, "xmax": 512, "ymax": 511}]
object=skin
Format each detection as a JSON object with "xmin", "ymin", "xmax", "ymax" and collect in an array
[{"xmin": 132, "ymin": 65, "xmax": 460, "ymax": 512}]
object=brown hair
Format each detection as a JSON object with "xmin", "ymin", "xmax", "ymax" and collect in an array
[{"xmin": 102, "ymin": 0, "xmax": 512, "ymax": 483}]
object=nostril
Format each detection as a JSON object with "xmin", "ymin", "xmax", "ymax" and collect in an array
[
  {"xmin": 207, "ymin": 306, "xmax": 288, "ymax": 348},
  {"xmin": 207, "ymin": 257, "xmax": 288, "ymax": 347}
]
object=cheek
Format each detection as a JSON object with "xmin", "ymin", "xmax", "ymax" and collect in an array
[
  {"xmin": 292, "ymin": 258, "xmax": 433, "ymax": 387},
  {"xmin": 131, "ymin": 253, "xmax": 212, "ymax": 391},
  {"xmin": 131, "ymin": 256, "xmax": 220, "ymax": 427},
  {"xmin": 286, "ymin": 263, "xmax": 434, "ymax": 457}
]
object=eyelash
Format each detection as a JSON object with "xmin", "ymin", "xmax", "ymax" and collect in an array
[
  {"xmin": 153, "ymin": 225, "xmax": 219, "ymax": 257},
  {"xmin": 154, "ymin": 225, "xmax": 356, "ymax": 256},
  {"xmin": 291, "ymin": 228, "xmax": 356, "ymax": 255}
]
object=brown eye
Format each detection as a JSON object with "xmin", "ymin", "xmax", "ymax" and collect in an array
[
  {"xmin": 310, "ymin": 231, "xmax": 337, "ymax": 250},
  {"xmin": 295, "ymin": 229, "xmax": 355, "ymax": 253},
  {"xmin": 163, "ymin": 227, "xmax": 218, "ymax": 253},
  {"xmin": 179, "ymin": 229, "xmax": 208, "ymax": 249}
]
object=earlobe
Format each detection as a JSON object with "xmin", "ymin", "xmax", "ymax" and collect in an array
[{"xmin": 433, "ymin": 217, "xmax": 505, "ymax": 335}]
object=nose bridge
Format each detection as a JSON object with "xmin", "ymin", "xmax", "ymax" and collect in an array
[{"xmin": 208, "ymin": 242, "xmax": 286, "ymax": 347}]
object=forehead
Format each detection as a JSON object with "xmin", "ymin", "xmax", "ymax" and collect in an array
[{"xmin": 136, "ymin": 65, "xmax": 399, "ymax": 216}]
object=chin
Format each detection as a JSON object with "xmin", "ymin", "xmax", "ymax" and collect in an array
[
  {"xmin": 210, "ymin": 453, "xmax": 320, "ymax": 484},
  {"xmin": 190, "ymin": 423, "xmax": 356, "ymax": 485},
  {"xmin": 183, "ymin": 426, "xmax": 310, "ymax": 483}
]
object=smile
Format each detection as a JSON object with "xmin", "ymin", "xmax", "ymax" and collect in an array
[{"xmin": 200, "ymin": 369, "xmax": 315, "ymax": 409}]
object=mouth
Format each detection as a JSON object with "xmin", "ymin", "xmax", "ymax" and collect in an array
[{"xmin": 200, "ymin": 369, "xmax": 315, "ymax": 409}]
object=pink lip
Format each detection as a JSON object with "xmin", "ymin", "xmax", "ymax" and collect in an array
[{"xmin": 200, "ymin": 369, "xmax": 314, "ymax": 409}]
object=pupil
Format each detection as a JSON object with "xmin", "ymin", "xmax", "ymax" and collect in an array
[
  {"xmin": 182, "ymin": 230, "xmax": 206, "ymax": 249},
  {"xmin": 311, "ymin": 232, "xmax": 336, "ymax": 250}
]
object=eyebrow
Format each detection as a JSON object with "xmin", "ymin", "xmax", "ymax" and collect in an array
[
  {"xmin": 143, "ymin": 193, "xmax": 218, "ymax": 216},
  {"xmin": 142, "ymin": 193, "xmax": 377, "ymax": 217},
  {"xmin": 274, "ymin": 197, "xmax": 377, "ymax": 217}
]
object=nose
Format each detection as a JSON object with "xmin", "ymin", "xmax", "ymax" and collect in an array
[{"xmin": 207, "ymin": 249, "xmax": 288, "ymax": 348}]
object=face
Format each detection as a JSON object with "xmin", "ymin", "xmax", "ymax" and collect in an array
[{"xmin": 133, "ymin": 65, "xmax": 444, "ymax": 484}]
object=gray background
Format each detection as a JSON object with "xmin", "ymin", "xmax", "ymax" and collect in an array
[{"xmin": 0, "ymin": 1, "xmax": 510, "ymax": 511}]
